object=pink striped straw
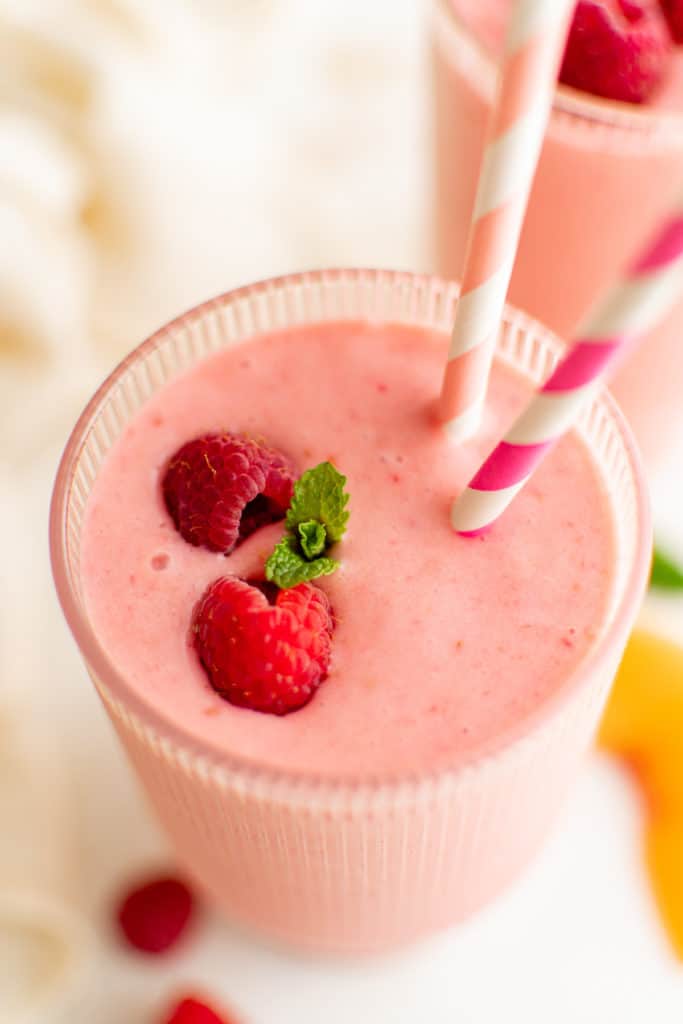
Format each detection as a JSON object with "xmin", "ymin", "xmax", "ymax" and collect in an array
[
  {"xmin": 451, "ymin": 196, "xmax": 683, "ymax": 535},
  {"xmin": 439, "ymin": 0, "xmax": 575, "ymax": 443}
]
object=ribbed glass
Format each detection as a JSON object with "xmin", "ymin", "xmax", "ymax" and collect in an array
[{"xmin": 50, "ymin": 270, "xmax": 651, "ymax": 952}]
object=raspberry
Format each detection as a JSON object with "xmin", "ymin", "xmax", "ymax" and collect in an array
[
  {"xmin": 660, "ymin": 0, "xmax": 683, "ymax": 42},
  {"xmin": 116, "ymin": 875, "xmax": 194, "ymax": 954},
  {"xmin": 559, "ymin": 0, "xmax": 672, "ymax": 104},
  {"xmin": 192, "ymin": 577, "xmax": 334, "ymax": 715},
  {"xmin": 162, "ymin": 434, "xmax": 295, "ymax": 554},
  {"xmin": 163, "ymin": 996, "xmax": 235, "ymax": 1024}
]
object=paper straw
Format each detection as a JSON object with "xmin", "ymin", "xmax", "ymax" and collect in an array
[
  {"xmin": 451, "ymin": 196, "xmax": 683, "ymax": 535},
  {"xmin": 439, "ymin": 0, "xmax": 575, "ymax": 442}
]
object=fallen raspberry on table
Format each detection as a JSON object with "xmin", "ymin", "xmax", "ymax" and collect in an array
[
  {"xmin": 660, "ymin": 0, "xmax": 683, "ymax": 41},
  {"xmin": 116, "ymin": 875, "xmax": 194, "ymax": 954},
  {"xmin": 193, "ymin": 576, "xmax": 334, "ymax": 715},
  {"xmin": 163, "ymin": 996, "xmax": 235, "ymax": 1024},
  {"xmin": 560, "ymin": 0, "xmax": 672, "ymax": 103},
  {"xmin": 162, "ymin": 433, "xmax": 295, "ymax": 554}
]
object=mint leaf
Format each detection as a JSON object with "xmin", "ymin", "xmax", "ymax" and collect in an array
[
  {"xmin": 298, "ymin": 520, "xmax": 327, "ymax": 560},
  {"xmin": 286, "ymin": 462, "xmax": 349, "ymax": 543},
  {"xmin": 651, "ymin": 545, "xmax": 683, "ymax": 590},
  {"xmin": 263, "ymin": 461, "xmax": 349, "ymax": 588},
  {"xmin": 265, "ymin": 535, "xmax": 338, "ymax": 589}
]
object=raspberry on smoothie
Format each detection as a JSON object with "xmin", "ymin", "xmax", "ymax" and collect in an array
[
  {"xmin": 193, "ymin": 576, "xmax": 334, "ymax": 715},
  {"xmin": 559, "ymin": 0, "xmax": 673, "ymax": 104},
  {"xmin": 162, "ymin": 433, "xmax": 296, "ymax": 554}
]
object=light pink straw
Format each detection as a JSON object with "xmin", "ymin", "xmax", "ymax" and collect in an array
[
  {"xmin": 452, "ymin": 196, "xmax": 683, "ymax": 535},
  {"xmin": 439, "ymin": 0, "xmax": 575, "ymax": 442}
]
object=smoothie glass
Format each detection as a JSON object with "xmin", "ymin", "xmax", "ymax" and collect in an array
[
  {"xmin": 50, "ymin": 270, "xmax": 651, "ymax": 953},
  {"xmin": 431, "ymin": 0, "xmax": 683, "ymax": 467}
]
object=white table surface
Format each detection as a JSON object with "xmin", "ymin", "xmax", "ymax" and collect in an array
[{"xmin": 3, "ymin": 1, "xmax": 683, "ymax": 1020}]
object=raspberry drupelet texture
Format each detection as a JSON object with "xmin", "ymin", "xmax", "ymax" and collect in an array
[
  {"xmin": 560, "ymin": 0, "xmax": 672, "ymax": 104},
  {"xmin": 192, "ymin": 577, "xmax": 335, "ymax": 715},
  {"xmin": 162, "ymin": 433, "xmax": 295, "ymax": 554}
]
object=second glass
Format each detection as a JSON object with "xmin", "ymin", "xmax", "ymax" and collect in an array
[{"xmin": 431, "ymin": 0, "xmax": 683, "ymax": 468}]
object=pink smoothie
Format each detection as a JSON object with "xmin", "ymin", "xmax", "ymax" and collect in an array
[
  {"xmin": 80, "ymin": 320, "xmax": 615, "ymax": 780},
  {"xmin": 432, "ymin": 0, "xmax": 683, "ymax": 467}
]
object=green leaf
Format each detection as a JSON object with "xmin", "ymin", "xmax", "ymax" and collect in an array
[
  {"xmin": 298, "ymin": 520, "xmax": 327, "ymax": 560},
  {"xmin": 285, "ymin": 462, "xmax": 350, "ymax": 543},
  {"xmin": 651, "ymin": 545, "xmax": 683, "ymax": 590},
  {"xmin": 265, "ymin": 535, "xmax": 338, "ymax": 590},
  {"xmin": 263, "ymin": 461, "xmax": 349, "ymax": 588}
]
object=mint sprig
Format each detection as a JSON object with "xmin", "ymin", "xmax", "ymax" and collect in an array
[
  {"xmin": 285, "ymin": 461, "xmax": 349, "ymax": 542},
  {"xmin": 265, "ymin": 462, "xmax": 349, "ymax": 589},
  {"xmin": 298, "ymin": 520, "xmax": 327, "ymax": 560},
  {"xmin": 266, "ymin": 535, "xmax": 338, "ymax": 589}
]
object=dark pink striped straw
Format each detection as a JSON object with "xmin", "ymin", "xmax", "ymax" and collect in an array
[{"xmin": 451, "ymin": 196, "xmax": 683, "ymax": 535}]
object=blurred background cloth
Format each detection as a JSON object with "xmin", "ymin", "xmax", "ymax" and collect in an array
[
  {"xmin": 2, "ymin": 2, "xmax": 683, "ymax": 1023},
  {"xmin": 0, "ymin": 0, "xmax": 429, "ymax": 460}
]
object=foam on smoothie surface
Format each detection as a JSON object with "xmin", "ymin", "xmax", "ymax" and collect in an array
[{"xmin": 81, "ymin": 322, "xmax": 615, "ymax": 778}]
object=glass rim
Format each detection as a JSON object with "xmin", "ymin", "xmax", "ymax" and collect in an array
[
  {"xmin": 49, "ymin": 267, "xmax": 652, "ymax": 795},
  {"xmin": 433, "ymin": 0, "xmax": 683, "ymax": 143}
]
